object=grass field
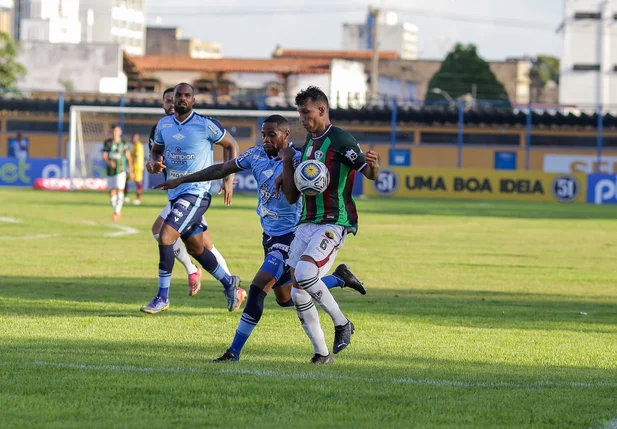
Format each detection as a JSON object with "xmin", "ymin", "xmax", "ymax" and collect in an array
[{"xmin": 1, "ymin": 188, "xmax": 616, "ymax": 428}]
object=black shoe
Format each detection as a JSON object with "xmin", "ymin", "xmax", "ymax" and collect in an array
[
  {"xmin": 310, "ymin": 353, "xmax": 334, "ymax": 364},
  {"xmin": 333, "ymin": 320, "xmax": 355, "ymax": 354},
  {"xmin": 212, "ymin": 349, "xmax": 237, "ymax": 363},
  {"xmin": 335, "ymin": 264, "xmax": 366, "ymax": 295}
]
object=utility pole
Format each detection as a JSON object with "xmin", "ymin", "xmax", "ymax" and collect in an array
[{"xmin": 369, "ymin": 7, "xmax": 379, "ymax": 102}]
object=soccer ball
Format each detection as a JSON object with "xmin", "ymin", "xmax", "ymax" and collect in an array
[{"xmin": 294, "ymin": 160, "xmax": 330, "ymax": 196}]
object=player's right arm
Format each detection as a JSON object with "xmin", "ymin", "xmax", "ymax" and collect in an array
[
  {"xmin": 102, "ymin": 140, "xmax": 115, "ymax": 170},
  {"xmin": 154, "ymin": 146, "xmax": 255, "ymax": 190},
  {"xmin": 153, "ymin": 159, "xmax": 241, "ymax": 190},
  {"xmin": 277, "ymin": 146, "xmax": 301, "ymax": 204},
  {"xmin": 149, "ymin": 123, "xmax": 166, "ymax": 174}
]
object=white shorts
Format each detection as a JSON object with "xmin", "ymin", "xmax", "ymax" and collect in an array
[
  {"xmin": 159, "ymin": 203, "xmax": 208, "ymax": 229},
  {"xmin": 287, "ymin": 224, "xmax": 346, "ymax": 276},
  {"xmin": 107, "ymin": 172, "xmax": 127, "ymax": 190}
]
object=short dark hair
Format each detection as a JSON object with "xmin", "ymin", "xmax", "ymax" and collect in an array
[
  {"xmin": 162, "ymin": 87, "xmax": 174, "ymax": 98},
  {"xmin": 263, "ymin": 114, "xmax": 290, "ymax": 130},
  {"xmin": 295, "ymin": 86, "xmax": 329, "ymax": 108},
  {"xmin": 174, "ymin": 82, "xmax": 194, "ymax": 96}
]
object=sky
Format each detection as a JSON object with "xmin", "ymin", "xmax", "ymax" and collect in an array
[{"xmin": 145, "ymin": 0, "xmax": 564, "ymax": 60}]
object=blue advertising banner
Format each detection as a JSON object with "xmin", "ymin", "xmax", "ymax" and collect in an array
[
  {"xmin": 0, "ymin": 157, "xmax": 67, "ymax": 187},
  {"xmin": 587, "ymin": 174, "xmax": 617, "ymax": 204}
]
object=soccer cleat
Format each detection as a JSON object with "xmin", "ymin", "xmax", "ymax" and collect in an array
[
  {"xmin": 333, "ymin": 320, "xmax": 355, "ymax": 354},
  {"xmin": 310, "ymin": 353, "xmax": 334, "ymax": 364},
  {"xmin": 140, "ymin": 296, "xmax": 169, "ymax": 314},
  {"xmin": 212, "ymin": 349, "xmax": 238, "ymax": 363},
  {"xmin": 234, "ymin": 287, "xmax": 247, "ymax": 311},
  {"xmin": 188, "ymin": 268, "xmax": 202, "ymax": 297},
  {"xmin": 223, "ymin": 275, "xmax": 242, "ymax": 312},
  {"xmin": 335, "ymin": 264, "xmax": 366, "ymax": 295},
  {"xmin": 112, "ymin": 213, "xmax": 121, "ymax": 222}
]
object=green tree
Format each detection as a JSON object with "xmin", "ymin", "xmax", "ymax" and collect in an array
[
  {"xmin": 531, "ymin": 55, "xmax": 559, "ymax": 86},
  {"xmin": 0, "ymin": 32, "xmax": 27, "ymax": 90},
  {"xmin": 425, "ymin": 43, "xmax": 509, "ymax": 105}
]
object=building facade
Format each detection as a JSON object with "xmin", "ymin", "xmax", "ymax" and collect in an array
[
  {"xmin": 0, "ymin": 0, "xmax": 12, "ymax": 36},
  {"xmin": 343, "ymin": 11, "xmax": 419, "ymax": 60},
  {"xmin": 559, "ymin": 0, "xmax": 617, "ymax": 111},
  {"xmin": 145, "ymin": 26, "xmax": 222, "ymax": 59},
  {"xmin": 79, "ymin": 0, "xmax": 145, "ymax": 55},
  {"xmin": 14, "ymin": 0, "xmax": 81, "ymax": 43}
]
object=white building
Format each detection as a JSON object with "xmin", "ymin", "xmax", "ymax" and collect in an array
[
  {"xmin": 79, "ymin": 0, "xmax": 145, "ymax": 56},
  {"xmin": 559, "ymin": 0, "xmax": 617, "ymax": 111},
  {"xmin": 16, "ymin": 0, "xmax": 81, "ymax": 44},
  {"xmin": 17, "ymin": 41, "xmax": 127, "ymax": 93},
  {"xmin": 343, "ymin": 11, "xmax": 419, "ymax": 60}
]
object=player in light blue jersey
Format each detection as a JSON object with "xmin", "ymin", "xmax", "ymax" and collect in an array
[
  {"xmin": 155, "ymin": 115, "xmax": 366, "ymax": 363},
  {"xmin": 144, "ymin": 82, "xmax": 242, "ymax": 313}
]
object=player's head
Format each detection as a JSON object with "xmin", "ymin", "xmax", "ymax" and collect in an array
[
  {"xmin": 174, "ymin": 82, "xmax": 195, "ymax": 115},
  {"xmin": 132, "ymin": 133, "xmax": 140, "ymax": 143},
  {"xmin": 261, "ymin": 115, "xmax": 290, "ymax": 156},
  {"xmin": 111, "ymin": 124, "xmax": 122, "ymax": 140},
  {"xmin": 295, "ymin": 86, "xmax": 329, "ymax": 134},
  {"xmin": 162, "ymin": 87, "xmax": 175, "ymax": 115}
]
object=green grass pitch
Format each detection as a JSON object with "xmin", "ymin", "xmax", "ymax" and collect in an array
[{"xmin": 0, "ymin": 188, "xmax": 616, "ymax": 428}]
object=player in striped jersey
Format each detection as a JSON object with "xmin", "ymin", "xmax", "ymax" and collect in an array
[
  {"xmin": 142, "ymin": 87, "xmax": 242, "ymax": 313},
  {"xmin": 278, "ymin": 86, "xmax": 379, "ymax": 363}
]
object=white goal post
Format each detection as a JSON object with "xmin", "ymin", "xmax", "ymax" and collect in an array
[{"xmin": 68, "ymin": 105, "xmax": 302, "ymax": 182}]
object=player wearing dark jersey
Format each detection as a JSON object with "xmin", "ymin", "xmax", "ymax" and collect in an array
[
  {"xmin": 278, "ymin": 86, "xmax": 379, "ymax": 363},
  {"xmin": 102, "ymin": 124, "xmax": 133, "ymax": 222}
]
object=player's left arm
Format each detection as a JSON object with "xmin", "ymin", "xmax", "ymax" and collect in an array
[
  {"xmin": 125, "ymin": 147, "xmax": 134, "ymax": 179},
  {"xmin": 277, "ymin": 147, "xmax": 301, "ymax": 204},
  {"xmin": 337, "ymin": 133, "xmax": 379, "ymax": 180},
  {"xmin": 210, "ymin": 120, "xmax": 239, "ymax": 206}
]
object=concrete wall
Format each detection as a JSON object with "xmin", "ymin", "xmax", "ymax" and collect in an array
[{"xmin": 17, "ymin": 41, "xmax": 126, "ymax": 93}]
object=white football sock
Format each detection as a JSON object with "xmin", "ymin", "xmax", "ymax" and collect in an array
[
  {"xmin": 114, "ymin": 192, "xmax": 124, "ymax": 214},
  {"xmin": 110, "ymin": 194, "xmax": 118, "ymax": 210},
  {"xmin": 291, "ymin": 287, "xmax": 329, "ymax": 356},
  {"xmin": 209, "ymin": 245, "xmax": 230, "ymax": 275},
  {"xmin": 295, "ymin": 260, "xmax": 347, "ymax": 326},
  {"xmin": 172, "ymin": 238, "xmax": 198, "ymax": 275}
]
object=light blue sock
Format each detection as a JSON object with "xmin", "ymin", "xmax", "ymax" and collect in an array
[{"xmin": 322, "ymin": 273, "xmax": 344, "ymax": 289}]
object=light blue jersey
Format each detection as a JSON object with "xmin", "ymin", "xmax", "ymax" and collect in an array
[
  {"xmin": 154, "ymin": 111, "xmax": 226, "ymax": 201},
  {"xmin": 235, "ymin": 144, "xmax": 303, "ymax": 237}
]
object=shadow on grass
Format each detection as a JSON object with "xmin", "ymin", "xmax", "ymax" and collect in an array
[
  {"xmin": 1, "ymin": 276, "xmax": 616, "ymax": 333},
  {"xmin": 1, "ymin": 336, "xmax": 617, "ymax": 386}
]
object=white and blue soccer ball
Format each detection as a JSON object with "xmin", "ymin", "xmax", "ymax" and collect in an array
[{"xmin": 294, "ymin": 159, "xmax": 330, "ymax": 196}]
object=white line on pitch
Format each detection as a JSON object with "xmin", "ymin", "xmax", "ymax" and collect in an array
[
  {"xmin": 12, "ymin": 361, "xmax": 617, "ymax": 389},
  {"xmin": 103, "ymin": 224, "xmax": 138, "ymax": 237},
  {"xmin": 0, "ymin": 217, "xmax": 22, "ymax": 223},
  {"xmin": 0, "ymin": 234, "xmax": 60, "ymax": 240}
]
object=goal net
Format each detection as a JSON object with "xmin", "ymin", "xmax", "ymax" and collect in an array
[{"xmin": 68, "ymin": 106, "xmax": 305, "ymax": 189}]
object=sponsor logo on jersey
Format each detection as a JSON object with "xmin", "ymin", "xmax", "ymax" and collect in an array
[
  {"xmin": 345, "ymin": 149, "xmax": 358, "ymax": 162},
  {"xmin": 165, "ymin": 148, "xmax": 196, "ymax": 165},
  {"xmin": 175, "ymin": 199, "xmax": 190, "ymax": 210}
]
